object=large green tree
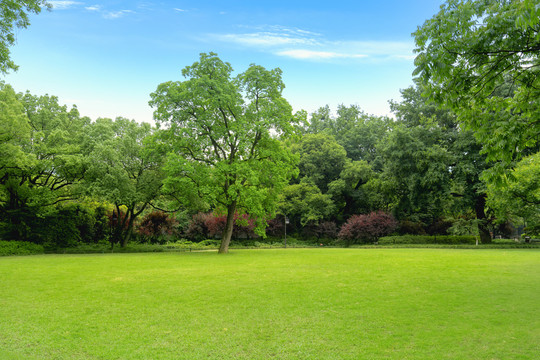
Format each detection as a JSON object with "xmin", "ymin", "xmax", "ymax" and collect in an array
[
  {"xmin": 0, "ymin": 1, "xmax": 50, "ymax": 74},
  {"xmin": 149, "ymin": 53, "xmax": 299, "ymax": 253},
  {"xmin": 413, "ymin": 0, "xmax": 540, "ymax": 168}
]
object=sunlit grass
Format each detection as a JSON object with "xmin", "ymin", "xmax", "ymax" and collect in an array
[{"xmin": 0, "ymin": 249, "xmax": 538, "ymax": 359}]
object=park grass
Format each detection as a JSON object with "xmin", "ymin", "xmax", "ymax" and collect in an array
[{"xmin": 0, "ymin": 249, "xmax": 538, "ymax": 359}]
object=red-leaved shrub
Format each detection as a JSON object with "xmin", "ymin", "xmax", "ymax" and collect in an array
[
  {"xmin": 206, "ymin": 212, "xmax": 257, "ymax": 239},
  {"xmin": 185, "ymin": 213, "xmax": 212, "ymax": 241},
  {"xmin": 137, "ymin": 211, "xmax": 177, "ymax": 244},
  {"xmin": 338, "ymin": 211, "xmax": 398, "ymax": 246},
  {"xmin": 185, "ymin": 212, "xmax": 257, "ymax": 241}
]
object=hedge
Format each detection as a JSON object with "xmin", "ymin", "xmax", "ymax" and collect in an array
[
  {"xmin": 0, "ymin": 241, "xmax": 45, "ymax": 256},
  {"xmin": 378, "ymin": 235, "xmax": 477, "ymax": 245}
]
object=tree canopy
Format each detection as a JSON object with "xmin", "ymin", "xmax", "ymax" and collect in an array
[
  {"xmin": 413, "ymin": 0, "xmax": 540, "ymax": 168},
  {"xmin": 0, "ymin": 0, "xmax": 50, "ymax": 74},
  {"xmin": 149, "ymin": 52, "xmax": 299, "ymax": 253}
]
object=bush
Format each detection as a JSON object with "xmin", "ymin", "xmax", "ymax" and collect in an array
[
  {"xmin": 198, "ymin": 239, "xmax": 221, "ymax": 247},
  {"xmin": 378, "ymin": 235, "xmax": 477, "ymax": 245},
  {"xmin": 0, "ymin": 241, "xmax": 44, "ymax": 256},
  {"xmin": 398, "ymin": 220, "xmax": 426, "ymax": 235},
  {"xmin": 185, "ymin": 213, "xmax": 212, "ymax": 241},
  {"xmin": 137, "ymin": 211, "xmax": 178, "ymax": 244},
  {"xmin": 185, "ymin": 212, "xmax": 258, "ymax": 241},
  {"xmin": 205, "ymin": 212, "xmax": 257, "ymax": 240},
  {"xmin": 265, "ymin": 217, "xmax": 285, "ymax": 237},
  {"xmin": 339, "ymin": 211, "xmax": 398, "ymax": 246},
  {"xmin": 317, "ymin": 221, "xmax": 338, "ymax": 240}
]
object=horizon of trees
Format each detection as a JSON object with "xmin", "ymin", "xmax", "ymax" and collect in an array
[{"xmin": 1, "ymin": 0, "xmax": 539, "ymax": 251}]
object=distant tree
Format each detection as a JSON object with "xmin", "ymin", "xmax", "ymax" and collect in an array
[
  {"xmin": 328, "ymin": 160, "xmax": 375, "ymax": 221},
  {"xmin": 304, "ymin": 105, "xmax": 391, "ymax": 163},
  {"xmin": 85, "ymin": 118, "xmax": 164, "ymax": 248},
  {"xmin": 0, "ymin": 1, "xmax": 51, "ymax": 73},
  {"xmin": 278, "ymin": 181, "xmax": 336, "ymax": 228},
  {"xmin": 149, "ymin": 53, "xmax": 299, "ymax": 253},
  {"xmin": 376, "ymin": 123, "xmax": 453, "ymax": 226},
  {"xmin": 0, "ymin": 85, "xmax": 89, "ymax": 240},
  {"xmin": 292, "ymin": 133, "xmax": 348, "ymax": 193},
  {"xmin": 390, "ymin": 84, "xmax": 493, "ymax": 242}
]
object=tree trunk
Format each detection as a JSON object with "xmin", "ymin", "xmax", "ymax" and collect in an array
[
  {"xmin": 121, "ymin": 209, "xmax": 135, "ymax": 248},
  {"xmin": 475, "ymin": 193, "xmax": 492, "ymax": 244},
  {"xmin": 219, "ymin": 201, "xmax": 237, "ymax": 254}
]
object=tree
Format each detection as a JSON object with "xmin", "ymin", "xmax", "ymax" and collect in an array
[
  {"xmin": 85, "ymin": 117, "xmax": 164, "ymax": 248},
  {"xmin": 0, "ymin": 85, "xmax": 89, "ymax": 241},
  {"xmin": 0, "ymin": 1, "xmax": 51, "ymax": 74},
  {"xmin": 487, "ymin": 152, "xmax": 540, "ymax": 236},
  {"xmin": 292, "ymin": 133, "xmax": 348, "ymax": 193},
  {"xmin": 304, "ymin": 105, "xmax": 391, "ymax": 163},
  {"xmin": 149, "ymin": 53, "xmax": 299, "ymax": 253},
  {"xmin": 278, "ymin": 181, "xmax": 336, "ymax": 228},
  {"xmin": 413, "ymin": 0, "xmax": 540, "ymax": 168},
  {"xmin": 376, "ymin": 123, "xmax": 453, "ymax": 226},
  {"xmin": 327, "ymin": 160, "xmax": 375, "ymax": 221},
  {"xmin": 390, "ymin": 84, "xmax": 493, "ymax": 242}
]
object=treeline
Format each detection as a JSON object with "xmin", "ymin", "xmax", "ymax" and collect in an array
[{"xmin": 1, "ymin": 76, "xmax": 537, "ymax": 250}]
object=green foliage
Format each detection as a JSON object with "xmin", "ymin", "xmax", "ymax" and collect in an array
[
  {"xmin": 278, "ymin": 182, "xmax": 335, "ymax": 226},
  {"xmin": 0, "ymin": 85, "xmax": 91, "ymax": 241},
  {"xmin": 0, "ymin": 1, "xmax": 51, "ymax": 73},
  {"xmin": 487, "ymin": 152, "xmax": 540, "ymax": 233},
  {"xmin": 379, "ymin": 235, "xmax": 477, "ymax": 245},
  {"xmin": 150, "ymin": 52, "xmax": 300, "ymax": 252},
  {"xmin": 376, "ymin": 123, "xmax": 453, "ymax": 222},
  {"xmin": 0, "ymin": 240, "xmax": 44, "ymax": 256},
  {"xmin": 84, "ymin": 117, "xmax": 164, "ymax": 247},
  {"xmin": 413, "ymin": 0, "xmax": 540, "ymax": 167},
  {"xmin": 292, "ymin": 133, "xmax": 348, "ymax": 193}
]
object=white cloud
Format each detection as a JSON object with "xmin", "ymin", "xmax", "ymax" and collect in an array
[
  {"xmin": 103, "ymin": 10, "xmax": 135, "ymax": 19},
  {"xmin": 213, "ymin": 26, "xmax": 321, "ymax": 48},
  {"xmin": 85, "ymin": 5, "xmax": 101, "ymax": 11},
  {"xmin": 276, "ymin": 49, "xmax": 367, "ymax": 60},
  {"xmin": 210, "ymin": 25, "xmax": 414, "ymax": 63},
  {"xmin": 216, "ymin": 32, "xmax": 319, "ymax": 47},
  {"xmin": 49, "ymin": 1, "xmax": 82, "ymax": 9},
  {"xmin": 174, "ymin": 8, "xmax": 187, "ymax": 12}
]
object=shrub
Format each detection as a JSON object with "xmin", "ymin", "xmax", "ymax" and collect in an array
[
  {"xmin": 265, "ymin": 217, "xmax": 285, "ymax": 237},
  {"xmin": 0, "ymin": 241, "xmax": 44, "ymax": 256},
  {"xmin": 398, "ymin": 220, "xmax": 426, "ymax": 235},
  {"xmin": 198, "ymin": 239, "xmax": 221, "ymax": 247},
  {"xmin": 185, "ymin": 213, "xmax": 212, "ymax": 241},
  {"xmin": 137, "ymin": 211, "xmax": 178, "ymax": 244},
  {"xmin": 205, "ymin": 212, "xmax": 257, "ymax": 240},
  {"xmin": 317, "ymin": 221, "xmax": 338, "ymax": 240},
  {"xmin": 186, "ymin": 212, "xmax": 258, "ymax": 241},
  {"xmin": 339, "ymin": 211, "xmax": 398, "ymax": 246},
  {"xmin": 378, "ymin": 235, "xmax": 477, "ymax": 245}
]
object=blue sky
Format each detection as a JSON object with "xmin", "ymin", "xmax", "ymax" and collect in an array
[{"xmin": 4, "ymin": 0, "xmax": 444, "ymax": 123}]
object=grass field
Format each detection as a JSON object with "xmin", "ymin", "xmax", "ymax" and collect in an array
[{"xmin": 0, "ymin": 249, "xmax": 538, "ymax": 359}]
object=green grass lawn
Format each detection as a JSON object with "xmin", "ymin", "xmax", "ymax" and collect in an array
[{"xmin": 0, "ymin": 249, "xmax": 538, "ymax": 359}]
